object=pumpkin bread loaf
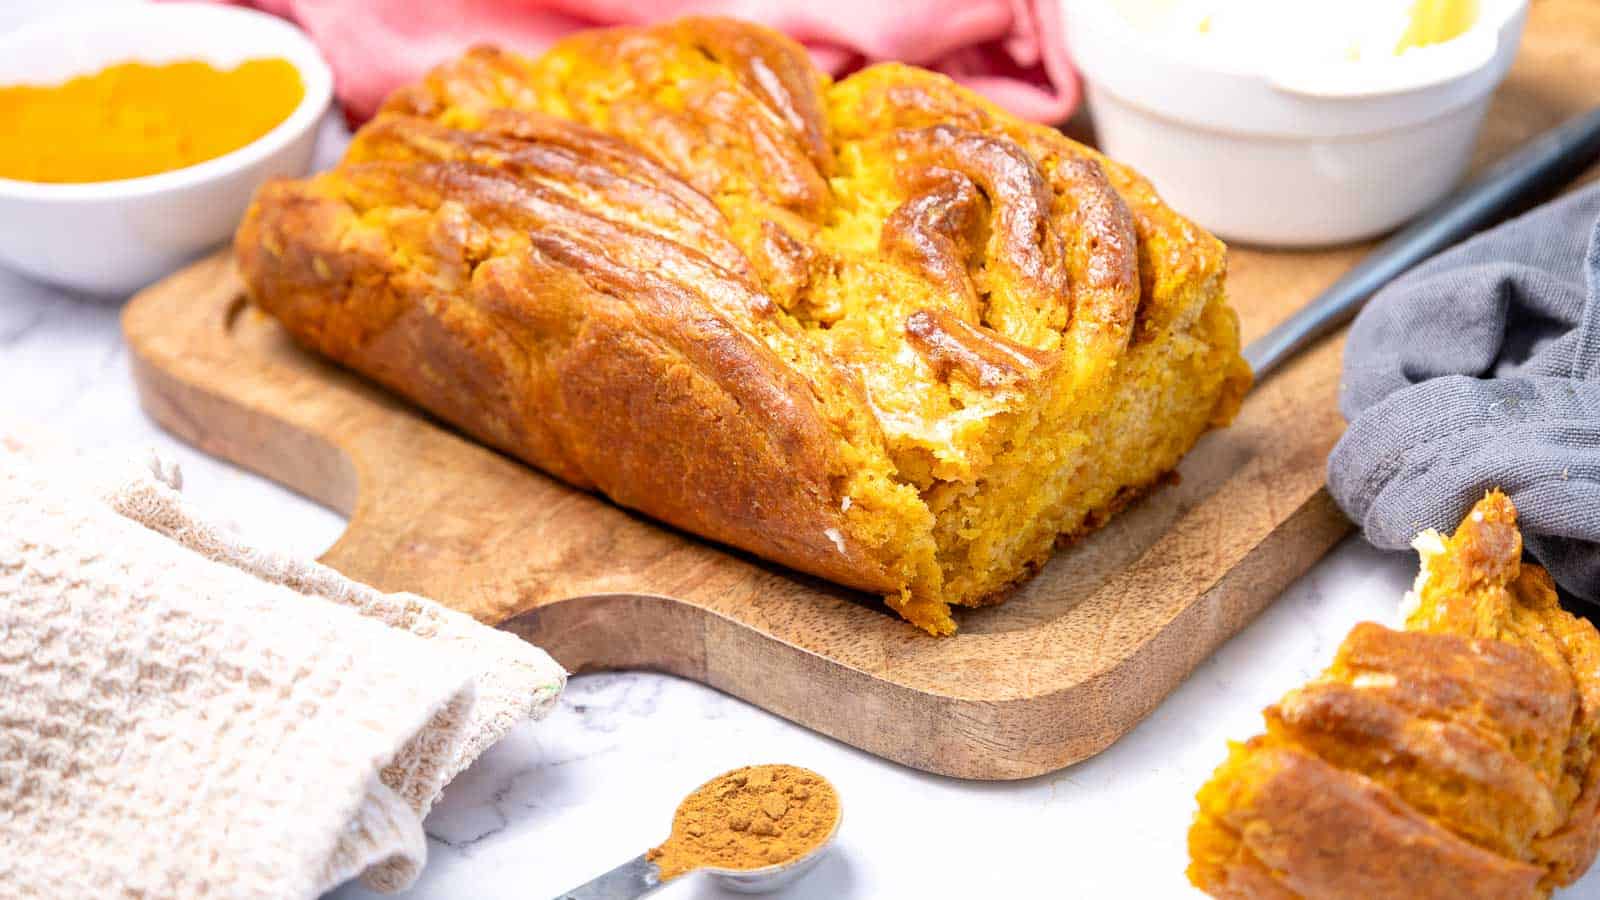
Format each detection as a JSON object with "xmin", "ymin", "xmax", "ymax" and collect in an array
[
  {"xmin": 235, "ymin": 17, "xmax": 1250, "ymax": 633},
  {"xmin": 1189, "ymin": 492, "xmax": 1600, "ymax": 898}
]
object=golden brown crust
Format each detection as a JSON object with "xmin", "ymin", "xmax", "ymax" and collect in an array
[
  {"xmin": 1189, "ymin": 493, "xmax": 1600, "ymax": 898},
  {"xmin": 1196, "ymin": 743, "xmax": 1545, "ymax": 900},
  {"xmin": 236, "ymin": 18, "xmax": 1248, "ymax": 632},
  {"xmin": 237, "ymin": 155, "xmax": 894, "ymax": 595}
]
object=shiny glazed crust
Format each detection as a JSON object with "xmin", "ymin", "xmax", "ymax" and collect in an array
[
  {"xmin": 236, "ymin": 18, "xmax": 1250, "ymax": 633},
  {"xmin": 1189, "ymin": 492, "xmax": 1600, "ymax": 898}
]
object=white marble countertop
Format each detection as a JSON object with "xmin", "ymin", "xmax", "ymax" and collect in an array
[{"xmin": 6, "ymin": 12, "xmax": 1597, "ymax": 896}]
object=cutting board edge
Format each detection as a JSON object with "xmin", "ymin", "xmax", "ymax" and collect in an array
[{"xmin": 494, "ymin": 490, "xmax": 1349, "ymax": 780}]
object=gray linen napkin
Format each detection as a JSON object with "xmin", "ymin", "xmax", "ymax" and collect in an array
[{"xmin": 1328, "ymin": 182, "xmax": 1600, "ymax": 602}]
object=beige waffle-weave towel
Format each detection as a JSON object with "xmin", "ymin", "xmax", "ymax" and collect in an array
[{"xmin": 0, "ymin": 442, "xmax": 566, "ymax": 898}]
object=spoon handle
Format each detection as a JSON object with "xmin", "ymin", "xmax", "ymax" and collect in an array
[
  {"xmin": 552, "ymin": 853, "xmax": 664, "ymax": 900},
  {"xmin": 1243, "ymin": 104, "xmax": 1600, "ymax": 380}
]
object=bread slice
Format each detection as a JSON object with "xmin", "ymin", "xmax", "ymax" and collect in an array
[
  {"xmin": 236, "ymin": 18, "xmax": 1249, "ymax": 634},
  {"xmin": 1189, "ymin": 492, "xmax": 1600, "ymax": 897}
]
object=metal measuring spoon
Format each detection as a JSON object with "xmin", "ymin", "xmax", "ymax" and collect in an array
[{"xmin": 553, "ymin": 769, "xmax": 841, "ymax": 899}]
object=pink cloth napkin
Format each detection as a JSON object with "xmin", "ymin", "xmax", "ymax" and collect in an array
[{"xmin": 229, "ymin": 0, "xmax": 1078, "ymax": 125}]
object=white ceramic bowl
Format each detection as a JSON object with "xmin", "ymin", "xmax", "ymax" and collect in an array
[
  {"xmin": 0, "ymin": 3, "xmax": 332, "ymax": 295},
  {"xmin": 1062, "ymin": 0, "xmax": 1529, "ymax": 246}
]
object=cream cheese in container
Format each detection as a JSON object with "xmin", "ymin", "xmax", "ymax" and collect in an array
[{"xmin": 1061, "ymin": 0, "xmax": 1529, "ymax": 246}]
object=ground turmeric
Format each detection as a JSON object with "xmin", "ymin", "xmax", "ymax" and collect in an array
[
  {"xmin": 648, "ymin": 764, "xmax": 839, "ymax": 880},
  {"xmin": 0, "ymin": 58, "xmax": 303, "ymax": 183}
]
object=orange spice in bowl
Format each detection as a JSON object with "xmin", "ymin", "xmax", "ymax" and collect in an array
[
  {"xmin": 0, "ymin": 58, "xmax": 303, "ymax": 184},
  {"xmin": 647, "ymin": 764, "xmax": 840, "ymax": 881},
  {"xmin": 0, "ymin": 2, "xmax": 331, "ymax": 295}
]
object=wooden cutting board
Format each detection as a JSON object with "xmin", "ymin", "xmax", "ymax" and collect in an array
[{"xmin": 123, "ymin": 2, "xmax": 1599, "ymax": 780}]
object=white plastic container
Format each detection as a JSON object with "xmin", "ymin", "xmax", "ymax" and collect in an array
[
  {"xmin": 1061, "ymin": 0, "xmax": 1529, "ymax": 246},
  {"xmin": 0, "ymin": 3, "xmax": 332, "ymax": 295}
]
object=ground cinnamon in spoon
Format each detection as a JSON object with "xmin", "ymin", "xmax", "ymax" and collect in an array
[{"xmin": 647, "ymin": 764, "xmax": 839, "ymax": 880}]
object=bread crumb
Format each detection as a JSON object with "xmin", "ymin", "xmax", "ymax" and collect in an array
[{"xmin": 824, "ymin": 527, "xmax": 846, "ymax": 554}]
